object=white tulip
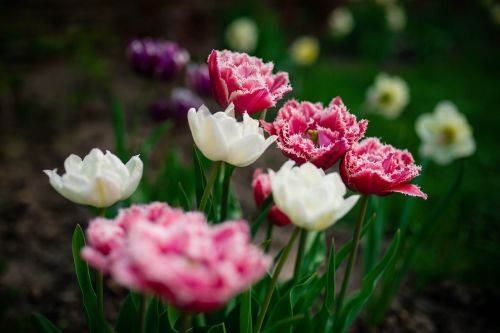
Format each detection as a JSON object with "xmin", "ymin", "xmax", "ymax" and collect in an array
[
  {"xmin": 188, "ymin": 104, "xmax": 277, "ymax": 167},
  {"xmin": 416, "ymin": 101, "xmax": 475, "ymax": 165},
  {"xmin": 225, "ymin": 17, "xmax": 258, "ymax": 52},
  {"xmin": 269, "ymin": 161, "xmax": 360, "ymax": 231},
  {"xmin": 328, "ymin": 7, "xmax": 355, "ymax": 38},
  {"xmin": 44, "ymin": 148, "xmax": 143, "ymax": 207},
  {"xmin": 366, "ymin": 72, "xmax": 409, "ymax": 119}
]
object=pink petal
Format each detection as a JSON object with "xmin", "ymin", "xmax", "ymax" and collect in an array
[{"xmin": 384, "ymin": 183, "xmax": 428, "ymax": 199}]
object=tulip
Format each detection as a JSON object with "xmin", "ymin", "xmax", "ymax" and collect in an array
[
  {"xmin": 366, "ymin": 73, "xmax": 409, "ymax": 119},
  {"xmin": 262, "ymin": 97, "xmax": 368, "ymax": 170},
  {"xmin": 82, "ymin": 202, "xmax": 271, "ymax": 313},
  {"xmin": 269, "ymin": 161, "xmax": 360, "ymax": 231},
  {"xmin": 252, "ymin": 169, "xmax": 291, "ymax": 226},
  {"xmin": 416, "ymin": 101, "xmax": 475, "ymax": 165},
  {"xmin": 207, "ymin": 50, "xmax": 292, "ymax": 114},
  {"xmin": 340, "ymin": 138, "xmax": 427, "ymax": 199},
  {"xmin": 289, "ymin": 36, "xmax": 320, "ymax": 66},
  {"xmin": 44, "ymin": 148, "xmax": 143, "ymax": 207},
  {"xmin": 225, "ymin": 17, "xmax": 258, "ymax": 52},
  {"xmin": 186, "ymin": 63, "xmax": 212, "ymax": 96},
  {"xmin": 126, "ymin": 38, "xmax": 189, "ymax": 80},
  {"xmin": 187, "ymin": 104, "xmax": 277, "ymax": 167}
]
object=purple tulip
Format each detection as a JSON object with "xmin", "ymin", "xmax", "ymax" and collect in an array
[
  {"xmin": 186, "ymin": 64, "xmax": 212, "ymax": 96},
  {"xmin": 149, "ymin": 88, "xmax": 203, "ymax": 123},
  {"xmin": 127, "ymin": 38, "xmax": 190, "ymax": 80}
]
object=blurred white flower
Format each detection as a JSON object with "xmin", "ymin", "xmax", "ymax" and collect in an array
[
  {"xmin": 289, "ymin": 36, "xmax": 320, "ymax": 66},
  {"xmin": 416, "ymin": 101, "xmax": 475, "ymax": 165},
  {"xmin": 225, "ymin": 17, "xmax": 258, "ymax": 52},
  {"xmin": 44, "ymin": 149, "xmax": 143, "ymax": 208},
  {"xmin": 386, "ymin": 5, "xmax": 407, "ymax": 31},
  {"xmin": 366, "ymin": 72, "xmax": 410, "ymax": 119},
  {"xmin": 269, "ymin": 161, "xmax": 359, "ymax": 231},
  {"xmin": 187, "ymin": 104, "xmax": 276, "ymax": 167},
  {"xmin": 328, "ymin": 7, "xmax": 355, "ymax": 38}
]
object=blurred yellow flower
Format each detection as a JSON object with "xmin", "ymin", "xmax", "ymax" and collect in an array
[
  {"xmin": 366, "ymin": 72, "xmax": 409, "ymax": 119},
  {"xmin": 225, "ymin": 17, "xmax": 258, "ymax": 52},
  {"xmin": 289, "ymin": 36, "xmax": 320, "ymax": 66},
  {"xmin": 328, "ymin": 7, "xmax": 355, "ymax": 38},
  {"xmin": 416, "ymin": 101, "xmax": 475, "ymax": 165}
]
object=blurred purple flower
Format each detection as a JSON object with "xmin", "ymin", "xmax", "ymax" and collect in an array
[
  {"xmin": 186, "ymin": 64, "xmax": 212, "ymax": 96},
  {"xmin": 149, "ymin": 88, "xmax": 203, "ymax": 123},
  {"xmin": 127, "ymin": 38, "xmax": 190, "ymax": 80}
]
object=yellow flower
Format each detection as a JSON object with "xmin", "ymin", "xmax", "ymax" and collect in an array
[
  {"xmin": 225, "ymin": 18, "xmax": 258, "ymax": 52},
  {"xmin": 289, "ymin": 36, "xmax": 320, "ymax": 66},
  {"xmin": 366, "ymin": 73, "xmax": 410, "ymax": 119}
]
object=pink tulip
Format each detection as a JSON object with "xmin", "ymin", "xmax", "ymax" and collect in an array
[
  {"xmin": 207, "ymin": 50, "xmax": 292, "ymax": 114},
  {"xmin": 252, "ymin": 169, "xmax": 292, "ymax": 227},
  {"xmin": 340, "ymin": 138, "xmax": 427, "ymax": 199},
  {"xmin": 262, "ymin": 97, "xmax": 368, "ymax": 170},
  {"xmin": 81, "ymin": 203, "xmax": 271, "ymax": 312}
]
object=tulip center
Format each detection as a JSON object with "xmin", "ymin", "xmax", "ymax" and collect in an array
[
  {"xmin": 378, "ymin": 91, "xmax": 393, "ymax": 106},
  {"xmin": 307, "ymin": 129, "xmax": 319, "ymax": 146},
  {"xmin": 440, "ymin": 126, "xmax": 457, "ymax": 145}
]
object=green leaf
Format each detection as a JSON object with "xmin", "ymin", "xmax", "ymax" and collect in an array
[
  {"xmin": 111, "ymin": 97, "xmax": 127, "ymax": 161},
  {"xmin": 167, "ymin": 305, "xmax": 181, "ymax": 332},
  {"xmin": 207, "ymin": 323, "xmax": 227, "ymax": 333},
  {"xmin": 31, "ymin": 313, "xmax": 62, "ymax": 333},
  {"xmin": 158, "ymin": 311, "xmax": 175, "ymax": 333},
  {"xmin": 239, "ymin": 289, "xmax": 252, "ymax": 333},
  {"xmin": 261, "ymin": 315, "xmax": 305, "ymax": 333},
  {"xmin": 337, "ymin": 230, "xmax": 401, "ymax": 333},
  {"xmin": 193, "ymin": 146, "xmax": 207, "ymax": 208},
  {"xmin": 289, "ymin": 273, "xmax": 317, "ymax": 309},
  {"xmin": 265, "ymin": 293, "xmax": 292, "ymax": 333},
  {"xmin": 178, "ymin": 181, "xmax": 193, "ymax": 210},
  {"xmin": 364, "ymin": 197, "xmax": 385, "ymax": 274},
  {"xmin": 72, "ymin": 225, "xmax": 108, "ymax": 333},
  {"xmin": 145, "ymin": 297, "xmax": 160, "ymax": 333},
  {"xmin": 115, "ymin": 293, "xmax": 140, "ymax": 333},
  {"xmin": 300, "ymin": 232, "xmax": 326, "ymax": 277},
  {"xmin": 325, "ymin": 239, "xmax": 336, "ymax": 314},
  {"xmin": 251, "ymin": 195, "xmax": 274, "ymax": 238},
  {"xmin": 335, "ymin": 212, "xmax": 376, "ymax": 270}
]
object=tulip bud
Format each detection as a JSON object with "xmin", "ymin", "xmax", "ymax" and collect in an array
[{"xmin": 44, "ymin": 148, "xmax": 143, "ymax": 207}]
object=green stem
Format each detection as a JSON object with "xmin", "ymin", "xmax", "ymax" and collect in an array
[
  {"xmin": 335, "ymin": 195, "xmax": 369, "ymax": 315},
  {"xmin": 220, "ymin": 163, "xmax": 236, "ymax": 221},
  {"xmin": 180, "ymin": 313, "xmax": 191, "ymax": 333},
  {"xmin": 264, "ymin": 223, "xmax": 274, "ymax": 253},
  {"xmin": 260, "ymin": 109, "xmax": 268, "ymax": 121},
  {"xmin": 139, "ymin": 295, "xmax": 147, "ymax": 333},
  {"xmin": 198, "ymin": 161, "xmax": 222, "ymax": 212},
  {"xmin": 293, "ymin": 228, "xmax": 308, "ymax": 281},
  {"xmin": 254, "ymin": 227, "xmax": 301, "ymax": 333}
]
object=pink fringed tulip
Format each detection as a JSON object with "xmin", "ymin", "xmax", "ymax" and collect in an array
[
  {"xmin": 207, "ymin": 49, "xmax": 292, "ymax": 114},
  {"xmin": 262, "ymin": 97, "xmax": 368, "ymax": 170},
  {"xmin": 340, "ymin": 138, "xmax": 427, "ymax": 199},
  {"xmin": 81, "ymin": 203, "xmax": 271, "ymax": 312},
  {"xmin": 252, "ymin": 169, "xmax": 291, "ymax": 226}
]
